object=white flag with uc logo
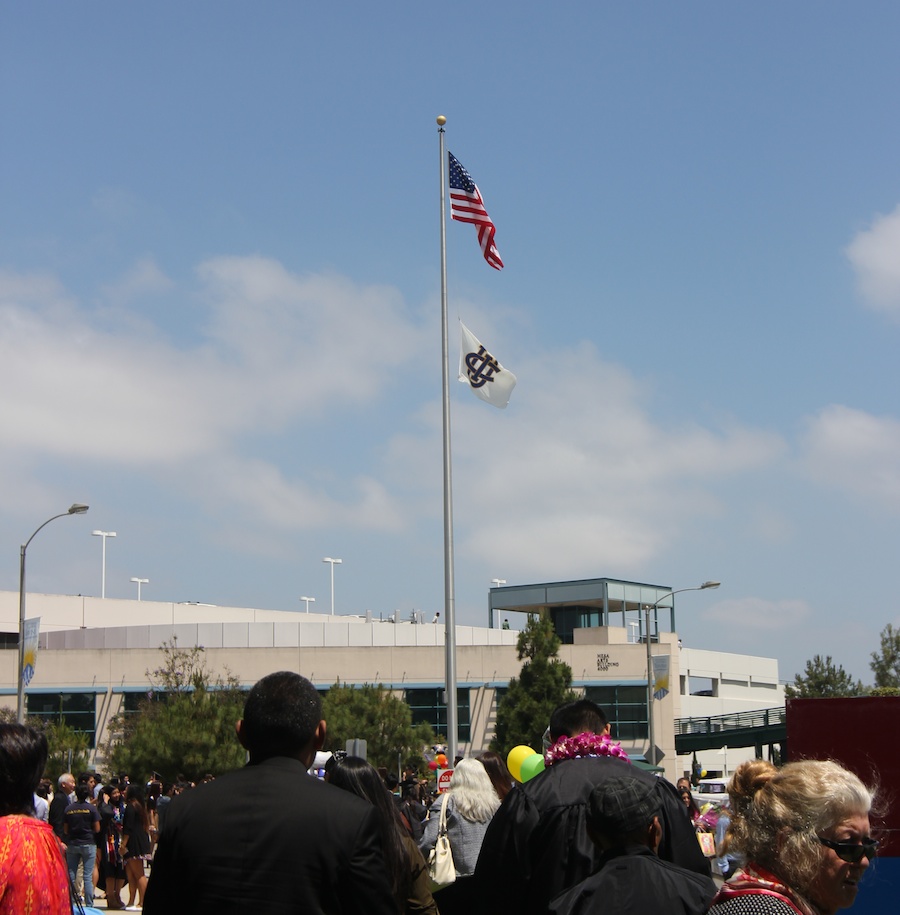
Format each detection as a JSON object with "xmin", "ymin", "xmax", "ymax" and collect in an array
[{"xmin": 458, "ymin": 321, "xmax": 517, "ymax": 409}]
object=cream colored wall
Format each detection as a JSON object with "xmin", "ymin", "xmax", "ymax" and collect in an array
[{"xmin": 1, "ymin": 591, "xmax": 780, "ymax": 783}]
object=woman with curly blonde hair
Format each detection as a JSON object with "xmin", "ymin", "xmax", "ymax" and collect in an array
[{"xmin": 708, "ymin": 758, "xmax": 877, "ymax": 915}]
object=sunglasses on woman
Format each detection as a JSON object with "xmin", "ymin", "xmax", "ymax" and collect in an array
[{"xmin": 817, "ymin": 835, "xmax": 879, "ymax": 863}]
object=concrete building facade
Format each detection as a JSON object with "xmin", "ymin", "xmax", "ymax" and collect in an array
[{"xmin": 1, "ymin": 583, "xmax": 784, "ymax": 783}]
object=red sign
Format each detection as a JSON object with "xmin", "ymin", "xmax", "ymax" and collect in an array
[{"xmin": 437, "ymin": 768, "xmax": 454, "ymax": 792}]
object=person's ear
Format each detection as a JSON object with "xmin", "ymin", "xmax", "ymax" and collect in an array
[
  {"xmin": 314, "ymin": 719, "xmax": 327, "ymax": 751},
  {"xmin": 648, "ymin": 816, "xmax": 663, "ymax": 853},
  {"xmin": 603, "ymin": 722, "xmax": 611, "ymax": 735}
]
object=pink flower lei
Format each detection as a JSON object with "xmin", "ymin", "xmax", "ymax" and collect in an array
[{"xmin": 544, "ymin": 731, "xmax": 631, "ymax": 766}]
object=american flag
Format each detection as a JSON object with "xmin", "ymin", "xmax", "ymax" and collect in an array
[{"xmin": 448, "ymin": 152, "xmax": 504, "ymax": 270}]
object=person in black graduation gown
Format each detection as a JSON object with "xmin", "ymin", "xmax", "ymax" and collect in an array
[
  {"xmin": 549, "ymin": 774, "xmax": 715, "ymax": 915},
  {"xmin": 473, "ymin": 700, "xmax": 709, "ymax": 915}
]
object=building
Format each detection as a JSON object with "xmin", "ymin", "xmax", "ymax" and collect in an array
[{"xmin": 1, "ymin": 577, "xmax": 784, "ymax": 782}]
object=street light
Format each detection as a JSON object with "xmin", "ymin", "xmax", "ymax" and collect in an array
[
  {"xmin": 322, "ymin": 558, "xmax": 342, "ymax": 615},
  {"xmin": 491, "ymin": 578, "xmax": 507, "ymax": 587},
  {"xmin": 91, "ymin": 530, "xmax": 117, "ymax": 598},
  {"xmin": 644, "ymin": 580, "xmax": 720, "ymax": 766},
  {"xmin": 18, "ymin": 503, "xmax": 89, "ymax": 722},
  {"xmin": 130, "ymin": 577, "xmax": 149, "ymax": 601},
  {"xmin": 299, "ymin": 596, "xmax": 316, "ymax": 614}
]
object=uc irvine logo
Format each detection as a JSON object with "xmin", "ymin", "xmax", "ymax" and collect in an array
[{"xmin": 465, "ymin": 346, "xmax": 501, "ymax": 388}]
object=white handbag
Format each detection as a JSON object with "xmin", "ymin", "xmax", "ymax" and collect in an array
[{"xmin": 427, "ymin": 791, "xmax": 457, "ymax": 891}]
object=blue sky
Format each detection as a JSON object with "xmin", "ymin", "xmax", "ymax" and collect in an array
[{"xmin": 2, "ymin": 3, "xmax": 899, "ymax": 685}]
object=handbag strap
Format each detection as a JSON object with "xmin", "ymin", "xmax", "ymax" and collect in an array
[{"xmin": 438, "ymin": 791, "xmax": 451, "ymax": 835}]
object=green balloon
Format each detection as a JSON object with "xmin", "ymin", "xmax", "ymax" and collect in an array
[{"xmin": 520, "ymin": 753, "xmax": 546, "ymax": 782}]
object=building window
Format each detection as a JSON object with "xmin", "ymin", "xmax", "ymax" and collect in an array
[
  {"xmin": 405, "ymin": 688, "xmax": 470, "ymax": 743},
  {"xmin": 689, "ymin": 676, "xmax": 718, "ymax": 697},
  {"xmin": 584, "ymin": 685, "xmax": 648, "ymax": 741},
  {"xmin": 27, "ymin": 692, "xmax": 97, "ymax": 748},
  {"xmin": 551, "ymin": 606, "xmax": 602, "ymax": 644}
]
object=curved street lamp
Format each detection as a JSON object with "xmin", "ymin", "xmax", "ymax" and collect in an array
[
  {"xmin": 18, "ymin": 503, "xmax": 89, "ymax": 722},
  {"xmin": 644, "ymin": 580, "xmax": 720, "ymax": 766}
]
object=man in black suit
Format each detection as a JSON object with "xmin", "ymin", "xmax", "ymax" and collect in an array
[{"xmin": 144, "ymin": 671, "xmax": 398, "ymax": 915}]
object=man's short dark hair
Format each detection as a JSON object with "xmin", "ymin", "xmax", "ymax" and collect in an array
[
  {"xmin": 0, "ymin": 724, "xmax": 48, "ymax": 817},
  {"xmin": 241, "ymin": 671, "xmax": 322, "ymax": 759},
  {"xmin": 549, "ymin": 699, "xmax": 608, "ymax": 741},
  {"xmin": 76, "ymin": 783, "xmax": 92, "ymax": 802}
]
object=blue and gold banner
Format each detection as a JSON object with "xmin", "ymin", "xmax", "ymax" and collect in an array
[{"xmin": 21, "ymin": 617, "xmax": 40, "ymax": 687}]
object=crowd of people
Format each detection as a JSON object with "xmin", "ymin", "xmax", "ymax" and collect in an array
[{"xmin": 0, "ymin": 672, "xmax": 880, "ymax": 915}]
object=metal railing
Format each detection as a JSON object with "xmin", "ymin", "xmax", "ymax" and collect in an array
[{"xmin": 675, "ymin": 706, "xmax": 786, "ymax": 736}]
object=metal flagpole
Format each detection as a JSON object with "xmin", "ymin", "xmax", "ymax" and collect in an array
[{"xmin": 437, "ymin": 115, "xmax": 458, "ymax": 763}]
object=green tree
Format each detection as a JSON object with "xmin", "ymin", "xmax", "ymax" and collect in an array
[
  {"xmin": 322, "ymin": 682, "xmax": 434, "ymax": 771},
  {"xmin": 870, "ymin": 624, "xmax": 900, "ymax": 688},
  {"xmin": 0, "ymin": 709, "xmax": 91, "ymax": 781},
  {"xmin": 784, "ymin": 655, "xmax": 863, "ymax": 698},
  {"xmin": 102, "ymin": 639, "xmax": 246, "ymax": 783},
  {"xmin": 491, "ymin": 613, "xmax": 577, "ymax": 753},
  {"xmin": 42, "ymin": 719, "xmax": 91, "ymax": 781}
]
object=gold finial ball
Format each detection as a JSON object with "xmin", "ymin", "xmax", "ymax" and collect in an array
[{"xmin": 436, "ymin": 115, "xmax": 447, "ymax": 126}]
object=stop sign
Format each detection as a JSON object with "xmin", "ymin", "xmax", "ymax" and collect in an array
[{"xmin": 437, "ymin": 768, "xmax": 454, "ymax": 792}]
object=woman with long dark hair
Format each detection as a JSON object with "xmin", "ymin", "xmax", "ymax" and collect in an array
[
  {"xmin": 98, "ymin": 784, "xmax": 127, "ymax": 909},
  {"xmin": 477, "ymin": 751, "xmax": 514, "ymax": 802},
  {"xmin": 326, "ymin": 755, "xmax": 437, "ymax": 915},
  {"xmin": 0, "ymin": 724, "xmax": 69, "ymax": 913},
  {"xmin": 119, "ymin": 783, "xmax": 151, "ymax": 910}
]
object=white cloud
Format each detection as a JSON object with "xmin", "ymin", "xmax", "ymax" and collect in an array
[
  {"xmin": 0, "ymin": 259, "xmax": 797, "ymax": 568},
  {"xmin": 800, "ymin": 404, "xmax": 900, "ymax": 512},
  {"xmin": 0, "ymin": 259, "xmax": 430, "ymax": 466},
  {"xmin": 846, "ymin": 203, "xmax": 900, "ymax": 318},
  {"xmin": 387, "ymin": 340, "xmax": 786, "ymax": 578},
  {"xmin": 179, "ymin": 454, "xmax": 406, "ymax": 535},
  {"xmin": 702, "ymin": 597, "xmax": 812, "ymax": 631}
]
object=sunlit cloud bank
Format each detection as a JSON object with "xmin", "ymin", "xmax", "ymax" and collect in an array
[
  {"xmin": 7, "ymin": 255, "xmax": 896, "ymax": 605},
  {"xmin": 0, "ymin": 257, "xmax": 428, "ymax": 460},
  {"xmin": 846, "ymin": 203, "xmax": 900, "ymax": 319}
]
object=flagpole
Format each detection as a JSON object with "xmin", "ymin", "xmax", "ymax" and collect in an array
[{"xmin": 437, "ymin": 114, "xmax": 459, "ymax": 763}]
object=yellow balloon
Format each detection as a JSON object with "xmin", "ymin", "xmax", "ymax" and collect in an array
[{"xmin": 507, "ymin": 745, "xmax": 537, "ymax": 783}]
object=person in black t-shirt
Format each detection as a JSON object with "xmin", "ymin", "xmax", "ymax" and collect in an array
[{"xmin": 64, "ymin": 784, "xmax": 100, "ymax": 906}]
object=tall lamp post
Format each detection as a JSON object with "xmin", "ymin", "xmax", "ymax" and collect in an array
[
  {"xmin": 644, "ymin": 580, "xmax": 720, "ymax": 766},
  {"xmin": 299, "ymin": 596, "xmax": 315, "ymax": 614},
  {"xmin": 18, "ymin": 503, "xmax": 89, "ymax": 722},
  {"xmin": 130, "ymin": 577, "xmax": 149, "ymax": 601},
  {"xmin": 91, "ymin": 530, "xmax": 117, "ymax": 598},
  {"xmin": 322, "ymin": 558, "xmax": 342, "ymax": 615}
]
